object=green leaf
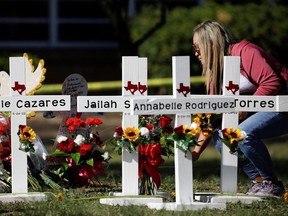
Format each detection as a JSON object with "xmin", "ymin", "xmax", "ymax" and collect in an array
[
  {"xmin": 86, "ymin": 158, "xmax": 94, "ymax": 166},
  {"xmin": 50, "ymin": 149, "xmax": 69, "ymax": 156},
  {"xmin": 71, "ymin": 152, "xmax": 81, "ymax": 165}
]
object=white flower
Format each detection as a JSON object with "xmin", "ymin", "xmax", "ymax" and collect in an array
[
  {"xmin": 42, "ymin": 152, "xmax": 47, "ymax": 160},
  {"xmin": 190, "ymin": 122, "xmax": 199, "ymax": 130},
  {"xmin": 140, "ymin": 127, "xmax": 150, "ymax": 138},
  {"xmin": 113, "ymin": 132, "xmax": 118, "ymax": 138},
  {"xmin": 103, "ymin": 151, "xmax": 110, "ymax": 160},
  {"xmin": 74, "ymin": 134, "xmax": 85, "ymax": 145},
  {"xmin": 57, "ymin": 135, "xmax": 68, "ymax": 143}
]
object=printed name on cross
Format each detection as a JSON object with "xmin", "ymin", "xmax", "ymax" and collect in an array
[
  {"xmin": 132, "ymin": 97, "xmax": 235, "ymax": 113},
  {"xmin": 0, "ymin": 96, "xmax": 69, "ymax": 111},
  {"xmin": 84, "ymin": 99, "xmax": 130, "ymax": 109},
  {"xmin": 235, "ymin": 98, "xmax": 274, "ymax": 108},
  {"xmin": 0, "ymin": 100, "xmax": 10, "ymax": 108}
]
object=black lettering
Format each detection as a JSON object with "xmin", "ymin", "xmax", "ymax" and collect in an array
[
  {"xmin": 260, "ymin": 101, "xmax": 266, "ymax": 108},
  {"xmin": 124, "ymin": 100, "xmax": 130, "ymax": 108},
  {"xmin": 52, "ymin": 100, "xmax": 58, "ymax": 106},
  {"xmin": 268, "ymin": 100, "xmax": 274, "ymax": 108},
  {"xmin": 16, "ymin": 100, "xmax": 23, "ymax": 108}
]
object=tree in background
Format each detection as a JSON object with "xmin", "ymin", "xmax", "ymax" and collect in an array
[
  {"xmin": 98, "ymin": 0, "xmax": 167, "ymax": 57},
  {"xmin": 131, "ymin": 1, "xmax": 288, "ymax": 82}
]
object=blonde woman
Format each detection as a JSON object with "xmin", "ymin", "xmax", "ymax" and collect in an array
[{"xmin": 192, "ymin": 20, "xmax": 287, "ymax": 196}]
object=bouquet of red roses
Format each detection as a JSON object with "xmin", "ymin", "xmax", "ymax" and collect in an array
[{"xmin": 46, "ymin": 117, "xmax": 110, "ymax": 187}]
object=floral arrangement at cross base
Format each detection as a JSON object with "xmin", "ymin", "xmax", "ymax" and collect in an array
[
  {"xmin": 0, "ymin": 112, "xmax": 11, "ymax": 171},
  {"xmin": 0, "ymin": 113, "xmax": 60, "ymax": 192},
  {"xmin": 166, "ymin": 122, "xmax": 200, "ymax": 156},
  {"xmin": 218, "ymin": 127, "xmax": 247, "ymax": 155},
  {"xmin": 46, "ymin": 117, "xmax": 110, "ymax": 188},
  {"xmin": 107, "ymin": 115, "xmax": 174, "ymax": 195}
]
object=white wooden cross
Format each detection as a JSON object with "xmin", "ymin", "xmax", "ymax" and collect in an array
[
  {"xmin": 131, "ymin": 56, "xmax": 231, "ymax": 210},
  {"xmin": 78, "ymin": 56, "xmax": 148, "ymax": 196},
  {"xmin": 221, "ymin": 56, "xmax": 240, "ymax": 193},
  {"xmin": 0, "ymin": 57, "xmax": 70, "ymax": 197}
]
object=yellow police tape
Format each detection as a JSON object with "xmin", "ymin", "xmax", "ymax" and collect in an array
[{"xmin": 36, "ymin": 76, "xmax": 204, "ymax": 94}]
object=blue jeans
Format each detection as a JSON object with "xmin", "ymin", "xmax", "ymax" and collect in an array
[{"xmin": 212, "ymin": 112, "xmax": 288, "ymax": 181}]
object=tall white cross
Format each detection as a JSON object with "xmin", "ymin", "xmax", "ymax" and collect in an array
[
  {"xmin": 78, "ymin": 56, "xmax": 148, "ymax": 196},
  {"xmin": 131, "ymin": 56, "xmax": 231, "ymax": 210},
  {"xmin": 0, "ymin": 57, "xmax": 70, "ymax": 194}
]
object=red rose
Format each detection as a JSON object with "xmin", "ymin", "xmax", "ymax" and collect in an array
[
  {"xmin": 57, "ymin": 138, "xmax": 75, "ymax": 152},
  {"xmin": 66, "ymin": 118, "xmax": 85, "ymax": 128},
  {"xmin": 85, "ymin": 118, "xmax": 103, "ymax": 125},
  {"xmin": 0, "ymin": 125, "xmax": 9, "ymax": 135},
  {"xmin": 74, "ymin": 118, "xmax": 85, "ymax": 127},
  {"xmin": 173, "ymin": 125, "xmax": 184, "ymax": 135},
  {"xmin": 146, "ymin": 125, "xmax": 154, "ymax": 131},
  {"xmin": 66, "ymin": 118, "xmax": 75, "ymax": 126},
  {"xmin": 77, "ymin": 143, "xmax": 93, "ymax": 156},
  {"xmin": 115, "ymin": 126, "xmax": 123, "ymax": 136},
  {"xmin": 159, "ymin": 115, "xmax": 173, "ymax": 128},
  {"xmin": 68, "ymin": 125, "xmax": 76, "ymax": 132}
]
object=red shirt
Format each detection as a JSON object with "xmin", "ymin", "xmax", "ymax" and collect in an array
[{"xmin": 231, "ymin": 39, "xmax": 288, "ymax": 95}]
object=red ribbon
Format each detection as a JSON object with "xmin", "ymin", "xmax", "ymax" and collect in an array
[{"xmin": 138, "ymin": 143, "xmax": 164, "ymax": 188}]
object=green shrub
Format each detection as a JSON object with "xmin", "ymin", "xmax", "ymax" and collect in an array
[{"xmin": 131, "ymin": 1, "xmax": 288, "ymax": 79}]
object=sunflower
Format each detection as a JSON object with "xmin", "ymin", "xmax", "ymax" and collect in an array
[
  {"xmin": 123, "ymin": 127, "xmax": 140, "ymax": 142},
  {"xmin": 223, "ymin": 128, "xmax": 243, "ymax": 144},
  {"xmin": 18, "ymin": 125, "xmax": 36, "ymax": 143}
]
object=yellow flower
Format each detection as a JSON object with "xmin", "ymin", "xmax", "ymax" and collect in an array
[
  {"xmin": 284, "ymin": 191, "xmax": 288, "ymax": 202},
  {"xmin": 193, "ymin": 116, "xmax": 201, "ymax": 125},
  {"xmin": 57, "ymin": 192, "xmax": 63, "ymax": 201},
  {"xmin": 18, "ymin": 125, "xmax": 36, "ymax": 143},
  {"xmin": 183, "ymin": 125, "xmax": 199, "ymax": 136},
  {"xmin": 205, "ymin": 113, "xmax": 211, "ymax": 119},
  {"xmin": 225, "ymin": 128, "xmax": 243, "ymax": 144},
  {"xmin": 123, "ymin": 127, "xmax": 140, "ymax": 142}
]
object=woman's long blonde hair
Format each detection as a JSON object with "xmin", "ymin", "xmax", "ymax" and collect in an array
[{"xmin": 193, "ymin": 20, "xmax": 235, "ymax": 94}]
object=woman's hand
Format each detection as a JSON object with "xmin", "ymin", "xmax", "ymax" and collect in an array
[
  {"xmin": 192, "ymin": 131, "xmax": 212, "ymax": 162},
  {"xmin": 192, "ymin": 151, "xmax": 200, "ymax": 161}
]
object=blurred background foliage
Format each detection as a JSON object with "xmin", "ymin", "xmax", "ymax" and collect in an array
[
  {"xmin": 0, "ymin": 0, "xmax": 287, "ymax": 95},
  {"xmin": 131, "ymin": 0, "xmax": 288, "ymax": 79}
]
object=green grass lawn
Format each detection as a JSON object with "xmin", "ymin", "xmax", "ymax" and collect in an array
[{"xmin": 1, "ymin": 140, "xmax": 288, "ymax": 215}]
